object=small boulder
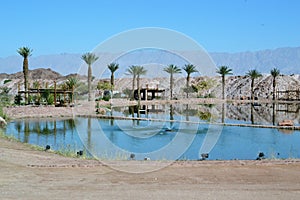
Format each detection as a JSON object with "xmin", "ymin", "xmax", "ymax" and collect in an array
[{"xmin": 0, "ymin": 116, "xmax": 7, "ymax": 127}]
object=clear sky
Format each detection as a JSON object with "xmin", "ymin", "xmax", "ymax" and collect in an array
[{"xmin": 1, "ymin": 0, "xmax": 299, "ymax": 57}]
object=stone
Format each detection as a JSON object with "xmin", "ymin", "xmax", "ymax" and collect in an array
[{"xmin": 0, "ymin": 116, "xmax": 7, "ymax": 126}]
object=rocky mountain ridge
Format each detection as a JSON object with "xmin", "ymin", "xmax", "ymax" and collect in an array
[{"xmin": 1, "ymin": 46, "xmax": 300, "ymax": 75}]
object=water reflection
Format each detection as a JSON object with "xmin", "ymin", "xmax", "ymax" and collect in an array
[
  {"xmin": 112, "ymin": 102, "xmax": 300, "ymax": 126},
  {"xmin": 225, "ymin": 103, "xmax": 300, "ymax": 126},
  {"xmin": 3, "ymin": 102, "xmax": 300, "ymax": 160},
  {"xmin": 5, "ymin": 118, "xmax": 81, "ymax": 150}
]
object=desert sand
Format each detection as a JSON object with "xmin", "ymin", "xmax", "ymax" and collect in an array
[
  {"xmin": 1, "ymin": 136, "xmax": 300, "ymax": 200},
  {"xmin": 1, "ymin": 101, "xmax": 300, "ymax": 199}
]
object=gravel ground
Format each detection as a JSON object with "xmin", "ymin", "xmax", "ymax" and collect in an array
[{"xmin": 1, "ymin": 137, "xmax": 300, "ymax": 200}]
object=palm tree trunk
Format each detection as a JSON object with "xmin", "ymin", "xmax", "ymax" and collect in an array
[
  {"xmin": 23, "ymin": 58, "xmax": 29, "ymax": 104},
  {"xmin": 272, "ymin": 78, "xmax": 276, "ymax": 101},
  {"xmin": 250, "ymin": 104, "xmax": 254, "ymax": 124},
  {"xmin": 222, "ymin": 75, "xmax": 225, "ymax": 100},
  {"xmin": 272, "ymin": 103, "xmax": 276, "ymax": 125},
  {"xmin": 111, "ymin": 73, "xmax": 114, "ymax": 92},
  {"xmin": 131, "ymin": 76, "xmax": 136, "ymax": 100},
  {"xmin": 88, "ymin": 65, "xmax": 92, "ymax": 101},
  {"xmin": 186, "ymin": 75, "xmax": 190, "ymax": 98},
  {"xmin": 170, "ymin": 73, "xmax": 173, "ymax": 100},
  {"xmin": 251, "ymin": 78, "xmax": 254, "ymax": 100},
  {"xmin": 221, "ymin": 103, "xmax": 225, "ymax": 123},
  {"xmin": 169, "ymin": 104, "xmax": 174, "ymax": 128},
  {"xmin": 137, "ymin": 76, "xmax": 141, "ymax": 105}
]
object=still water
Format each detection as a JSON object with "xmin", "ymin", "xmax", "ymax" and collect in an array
[{"xmin": 3, "ymin": 103, "xmax": 300, "ymax": 161}]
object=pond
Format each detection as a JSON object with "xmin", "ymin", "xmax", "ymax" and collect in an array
[{"xmin": 3, "ymin": 103, "xmax": 300, "ymax": 161}]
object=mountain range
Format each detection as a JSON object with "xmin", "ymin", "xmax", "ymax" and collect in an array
[{"xmin": 0, "ymin": 46, "xmax": 300, "ymax": 76}]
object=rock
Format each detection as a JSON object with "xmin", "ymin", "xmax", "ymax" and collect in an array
[
  {"xmin": 278, "ymin": 119, "xmax": 294, "ymax": 126},
  {"xmin": 0, "ymin": 116, "xmax": 7, "ymax": 126},
  {"xmin": 95, "ymin": 108, "xmax": 106, "ymax": 115}
]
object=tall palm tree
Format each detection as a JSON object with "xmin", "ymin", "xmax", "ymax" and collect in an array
[
  {"xmin": 270, "ymin": 68, "xmax": 280, "ymax": 100},
  {"xmin": 107, "ymin": 63, "xmax": 119, "ymax": 92},
  {"xmin": 183, "ymin": 64, "xmax": 198, "ymax": 98},
  {"xmin": 135, "ymin": 66, "xmax": 147, "ymax": 103},
  {"xmin": 17, "ymin": 47, "xmax": 33, "ymax": 104},
  {"xmin": 81, "ymin": 53, "xmax": 98, "ymax": 101},
  {"xmin": 164, "ymin": 64, "xmax": 182, "ymax": 100},
  {"xmin": 246, "ymin": 69, "xmax": 262, "ymax": 100},
  {"xmin": 126, "ymin": 65, "xmax": 139, "ymax": 100},
  {"xmin": 216, "ymin": 66, "xmax": 233, "ymax": 100}
]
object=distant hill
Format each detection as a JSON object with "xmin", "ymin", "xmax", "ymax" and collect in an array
[
  {"xmin": 1, "ymin": 68, "xmax": 300, "ymax": 100},
  {"xmin": 0, "ymin": 47, "xmax": 300, "ymax": 75},
  {"xmin": 0, "ymin": 53, "xmax": 82, "ymax": 75},
  {"xmin": 210, "ymin": 47, "xmax": 300, "ymax": 75}
]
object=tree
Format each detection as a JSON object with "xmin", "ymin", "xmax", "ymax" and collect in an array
[
  {"xmin": 66, "ymin": 77, "xmax": 78, "ymax": 103},
  {"xmin": 270, "ymin": 68, "xmax": 280, "ymax": 100},
  {"xmin": 107, "ymin": 63, "xmax": 119, "ymax": 92},
  {"xmin": 33, "ymin": 81, "xmax": 41, "ymax": 104},
  {"xmin": 164, "ymin": 64, "xmax": 182, "ymax": 100},
  {"xmin": 183, "ymin": 64, "xmax": 198, "ymax": 98},
  {"xmin": 126, "ymin": 65, "xmax": 139, "ymax": 100},
  {"xmin": 81, "ymin": 53, "xmax": 98, "ymax": 101},
  {"xmin": 246, "ymin": 69, "xmax": 262, "ymax": 100},
  {"xmin": 66, "ymin": 77, "xmax": 78, "ymax": 91},
  {"xmin": 216, "ymin": 66, "xmax": 233, "ymax": 100},
  {"xmin": 135, "ymin": 66, "xmax": 147, "ymax": 103},
  {"xmin": 97, "ymin": 81, "xmax": 111, "ymax": 91},
  {"xmin": 17, "ymin": 47, "xmax": 33, "ymax": 104},
  {"xmin": 194, "ymin": 78, "xmax": 216, "ymax": 98}
]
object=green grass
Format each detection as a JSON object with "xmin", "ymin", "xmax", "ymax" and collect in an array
[
  {"xmin": 0, "ymin": 129, "xmax": 18, "ymax": 142},
  {"xmin": 0, "ymin": 130, "xmax": 93, "ymax": 160}
]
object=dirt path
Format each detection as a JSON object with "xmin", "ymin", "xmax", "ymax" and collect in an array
[{"xmin": 1, "ymin": 136, "xmax": 300, "ymax": 200}]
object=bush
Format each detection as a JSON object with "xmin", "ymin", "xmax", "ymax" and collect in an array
[
  {"xmin": 14, "ymin": 94, "xmax": 22, "ymax": 105},
  {"xmin": 102, "ymin": 95, "xmax": 110, "ymax": 101}
]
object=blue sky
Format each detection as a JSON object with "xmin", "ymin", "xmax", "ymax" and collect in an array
[{"xmin": 1, "ymin": 0, "xmax": 299, "ymax": 57}]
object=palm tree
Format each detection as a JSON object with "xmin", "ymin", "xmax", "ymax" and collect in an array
[
  {"xmin": 66, "ymin": 77, "xmax": 78, "ymax": 103},
  {"xmin": 17, "ymin": 47, "xmax": 33, "ymax": 104},
  {"xmin": 107, "ymin": 63, "xmax": 119, "ymax": 92},
  {"xmin": 164, "ymin": 64, "xmax": 182, "ymax": 100},
  {"xmin": 81, "ymin": 53, "xmax": 98, "ymax": 101},
  {"xmin": 183, "ymin": 64, "xmax": 198, "ymax": 98},
  {"xmin": 270, "ymin": 68, "xmax": 280, "ymax": 100},
  {"xmin": 33, "ymin": 81, "xmax": 41, "ymax": 105},
  {"xmin": 126, "ymin": 65, "xmax": 139, "ymax": 100},
  {"xmin": 216, "ymin": 66, "xmax": 233, "ymax": 100},
  {"xmin": 135, "ymin": 66, "xmax": 147, "ymax": 103},
  {"xmin": 246, "ymin": 69, "xmax": 262, "ymax": 100}
]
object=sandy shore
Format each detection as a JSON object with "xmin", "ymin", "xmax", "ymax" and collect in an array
[
  {"xmin": 1, "ymin": 136, "xmax": 300, "ymax": 199},
  {"xmin": 2, "ymin": 100, "xmax": 300, "ymax": 199}
]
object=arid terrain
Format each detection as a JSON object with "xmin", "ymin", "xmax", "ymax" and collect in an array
[
  {"xmin": 1, "ymin": 68, "xmax": 300, "ymax": 100},
  {"xmin": 1, "ymin": 103, "xmax": 300, "ymax": 199},
  {"xmin": 1, "ymin": 134, "xmax": 300, "ymax": 200}
]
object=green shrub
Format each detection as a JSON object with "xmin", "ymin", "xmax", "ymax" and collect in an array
[
  {"xmin": 102, "ymin": 95, "xmax": 110, "ymax": 101},
  {"xmin": 14, "ymin": 94, "xmax": 23, "ymax": 105}
]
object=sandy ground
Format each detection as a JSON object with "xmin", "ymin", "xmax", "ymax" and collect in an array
[
  {"xmin": 1, "ymin": 136, "xmax": 300, "ymax": 200},
  {"xmin": 2, "ymin": 101, "xmax": 300, "ymax": 199}
]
